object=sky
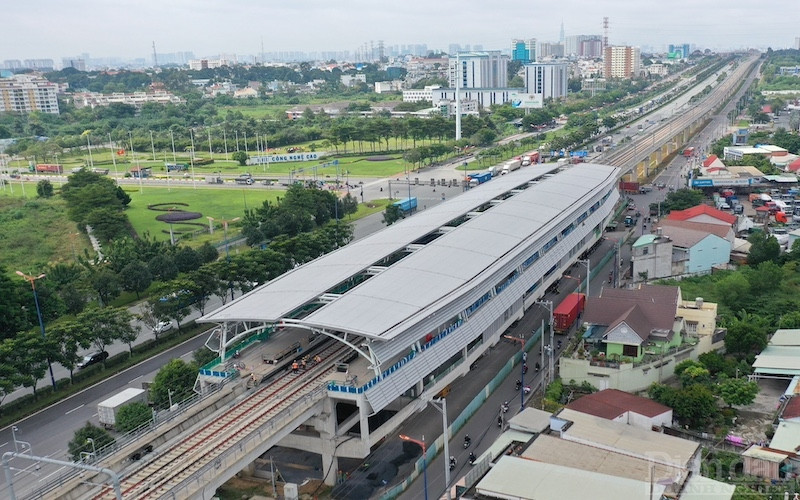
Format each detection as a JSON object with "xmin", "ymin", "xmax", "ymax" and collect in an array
[{"xmin": 3, "ymin": 0, "xmax": 799, "ymax": 63}]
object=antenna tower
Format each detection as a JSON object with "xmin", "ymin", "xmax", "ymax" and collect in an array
[{"xmin": 152, "ymin": 41, "xmax": 158, "ymax": 68}]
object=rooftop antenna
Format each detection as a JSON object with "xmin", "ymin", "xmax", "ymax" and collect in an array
[{"xmin": 152, "ymin": 40, "xmax": 158, "ymax": 68}]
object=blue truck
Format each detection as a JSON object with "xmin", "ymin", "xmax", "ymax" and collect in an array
[
  {"xmin": 468, "ymin": 172, "xmax": 492, "ymax": 187},
  {"xmin": 393, "ymin": 197, "xmax": 418, "ymax": 214}
]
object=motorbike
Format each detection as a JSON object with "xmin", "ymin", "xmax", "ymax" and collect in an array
[
  {"xmin": 522, "ymin": 385, "xmax": 532, "ymax": 395},
  {"xmin": 463, "ymin": 435, "xmax": 471, "ymax": 449},
  {"xmin": 469, "ymin": 452, "xmax": 476, "ymax": 465},
  {"xmin": 535, "ymin": 362, "xmax": 540, "ymax": 372},
  {"xmin": 449, "ymin": 456, "xmax": 457, "ymax": 471},
  {"xmin": 522, "ymin": 363, "xmax": 528, "ymax": 374},
  {"xmin": 501, "ymin": 401, "xmax": 509, "ymax": 413},
  {"xmin": 557, "ymin": 340, "xmax": 562, "ymax": 349},
  {"xmin": 514, "ymin": 379, "xmax": 522, "ymax": 391},
  {"xmin": 497, "ymin": 415, "xmax": 503, "ymax": 427}
]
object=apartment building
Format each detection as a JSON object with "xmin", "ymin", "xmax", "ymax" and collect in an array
[
  {"xmin": 604, "ymin": 45, "xmax": 641, "ymax": 78},
  {"xmin": 448, "ymin": 51, "xmax": 508, "ymax": 89},
  {"xmin": 524, "ymin": 62, "xmax": 569, "ymax": 101},
  {"xmin": 0, "ymin": 74, "xmax": 60, "ymax": 114}
]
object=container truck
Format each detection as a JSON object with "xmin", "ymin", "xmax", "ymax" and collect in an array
[
  {"xmin": 618, "ymin": 181, "xmax": 640, "ymax": 194},
  {"xmin": 501, "ymin": 160, "xmax": 521, "ymax": 175},
  {"xmin": 553, "ymin": 293, "xmax": 586, "ymax": 333},
  {"xmin": 468, "ymin": 172, "xmax": 492, "ymax": 187},
  {"xmin": 392, "ymin": 197, "xmax": 418, "ymax": 214},
  {"xmin": 35, "ymin": 164, "xmax": 63, "ymax": 173},
  {"xmin": 682, "ymin": 147, "xmax": 695, "ymax": 157},
  {"xmin": 98, "ymin": 388, "xmax": 147, "ymax": 429}
]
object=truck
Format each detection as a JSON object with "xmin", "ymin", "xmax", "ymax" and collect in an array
[
  {"xmin": 553, "ymin": 293, "xmax": 586, "ymax": 333},
  {"xmin": 165, "ymin": 163, "xmax": 189, "ymax": 172},
  {"xmin": 235, "ymin": 173, "xmax": 254, "ymax": 185},
  {"xmin": 618, "ymin": 181, "xmax": 640, "ymax": 194},
  {"xmin": 501, "ymin": 160, "xmax": 521, "ymax": 175},
  {"xmin": 468, "ymin": 172, "xmax": 492, "ymax": 187},
  {"xmin": 35, "ymin": 164, "xmax": 63, "ymax": 174},
  {"xmin": 97, "ymin": 388, "xmax": 147, "ymax": 429},
  {"xmin": 682, "ymin": 147, "xmax": 695, "ymax": 158},
  {"xmin": 393, "ymin": 197, "xmax": 418, "ymax": 214}
]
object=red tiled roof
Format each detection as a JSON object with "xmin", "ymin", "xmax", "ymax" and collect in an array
[
  {"xmin": 585, "ymin": 285, "xmax": 680, "ymax": 342},
  {"xmin": 566, "ymin": 389, "xmax": 672, "ymax": 420},
  {"xmin": 784, "ymin": 396, "xmax": 800, "ymax": 420},
  {"xmin": 702, "ymin": 155, "xmax": 718, "ymax": 167},
  {"xmin": 666, "ymin": 204, "xmax": 736, "ymax": 225},
  {"xmin": 788, "ymin": 158, "xmax": 800, "ymax": 172},
  {"xmin": 762, "ymin": 105, "xmax": 773, "ymax": 113}
]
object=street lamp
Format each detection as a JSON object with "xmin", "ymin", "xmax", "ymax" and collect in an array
[
  {"xmin": 428, "ymin": 399, "xmax": 451, "ymax": 500},
  {"xmin": 208, "ymin": 216, "xmax": 240, "ymax": 301},
  {"xmin": 16, "ymin": 271, "xmax": 56, "ymax": 390},
  {"xmin": 86, "ymin": 437, "xmax": 96, "ymax": 459},
  {"xmin": 399, "ymin": 434, "xmax": 428, "ymax": 500}
]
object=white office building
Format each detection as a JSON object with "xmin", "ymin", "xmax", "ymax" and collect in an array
[
  {"xmin": 0, "ymin": 74, "xmax": 60, "ymax": 114},
  {"xmin": 524, "ymin": 62, "xmax": 569, "ymax": 101},
  {"xmin": 448, "ymin": 51, "xmax": 508, "ymax": 89},
  {"xmin": 402, "ymin": 85, "xmax": 440, "ymax": 103}
]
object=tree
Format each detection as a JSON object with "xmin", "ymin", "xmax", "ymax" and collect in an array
[
  {"xmin": 49, "ymin": 319, "xmax": 88, "ymax": 382},
  {"xmin": 714, "ymin": 272, "xmax": 750, "ymax": 312},
  {"xmin": 67, "ymin": 423, "xmax": 115, "ymax": 461},
  {"xmin": 717, "ymin": 377, "xmax": 759, "ymax": 408},
  {"xmin": 197, "ymin": 242, "xmax": 219, "ymax": 264},
  {"xmin": 150, "ymin": 359, "xmax": 197, "ymax": 407},
  {"xmin": 90, "ymin": 268, "xmax": 122, "ymax": 306},
  {"xmin": 649, "ymin": 189, "xmax": 704, "ymax": 215},
  {"xmin": 78, "ymin": 306, "xmax": 135, "ymax": 355},
  {"xmin": 183, "ymin": 269, "xmax": 220, "ymax": 316},
  {"xmin": 232, "ymin": 151, "xmax": 248, "ymax": 166},
  {"xmin": 3, "ymin": 329, "xmax": 57, "ymax": 396},
  {"xmin": 747, "ymin": 231, "xmax": 781, "ymax": 266},
  {"xmin": 119, "ymin": 260, "xmax": 152, "ymax": 299},
  {"xmin": 173, "ymin": 246, "xmax": 201, "ymax": 273},
  {"xmin": 115, "ymin": 401, "xmax": 152, "ymax": 433},
  {"xmin": 36, "ymin": 179, "xmax": 54, "ymax": 198},
  {"xmin": 724, "ymin": 310, "xmax": 770, "ymax": 357},
  {"xmin": 383, "ymin": 204, "xmax": 403, "ymax": 226},
  {"xmin": 672, "ymin": 384, "xmax": 718, "ymax": 427},
  {"xmin": 148, "ymin": 254, "xmax": 179, "ymax": 281}
]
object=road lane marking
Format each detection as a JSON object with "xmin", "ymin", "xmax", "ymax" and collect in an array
[
  {"xmin": 181, "ymin": 352, "xmax": 192, "ymax": 358},
  {"xmin": 65, "ymin": 404, "xmax": 84, "ymax": 415},
  {"xmin": 129, "ymin": 375, "xmax": 142, "ymax": 383},
  {"xmin": 40, "ymin": 465, "xmax": 66, "ymax": 482},
  {"xmin": 0, "ymin": 441, "xmax": 7, "ymax": 448}
]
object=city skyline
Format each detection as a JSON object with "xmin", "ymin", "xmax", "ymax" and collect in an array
[{"xmin": 3, "ymin": 0, "xmax": 799, "ymax": 63}]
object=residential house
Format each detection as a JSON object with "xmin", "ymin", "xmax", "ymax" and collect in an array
[
  {"xmin": 566, "ymin": 388, "xmax": 672, "ymax": 428},
  {"xmin": 560, "ymin": 285, "xmax": 723, "ymax": 392}
]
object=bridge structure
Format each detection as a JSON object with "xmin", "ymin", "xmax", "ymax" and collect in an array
[
  {"xmin": 46, "ymin": 163, "xmax": 619, "ymax": 500},
  {"xmin": 603, "ymin": 55, "xmax": 760, "ymax": 181}
]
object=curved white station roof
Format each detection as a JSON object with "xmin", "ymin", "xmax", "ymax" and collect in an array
[{"xmin": 201, "ymin": 163, "xmax": 618, "ymax": 341}]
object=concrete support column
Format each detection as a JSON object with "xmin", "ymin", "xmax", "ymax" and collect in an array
[
  {"xmin": 239, "ymin": 461, "xmax": 256, "ymax": 477},
  {"xmin": 320, "ymin": 397, "xmax": 339, "ymax": 486}
]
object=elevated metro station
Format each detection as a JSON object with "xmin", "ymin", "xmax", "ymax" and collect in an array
[{"xmin": 195, "ymin": 162, "xmax": 621, "ymax": 485}]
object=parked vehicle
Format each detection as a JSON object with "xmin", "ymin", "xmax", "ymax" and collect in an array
[
  {"xmin": 393, "ymin": 197, "xmax": 418, "ymax": 214},
  {"xmin": 553, "ymin": 293, "xmax": 586, "ymax": 333},
  {"xmin": 501, "ymin": 160, "xmax": 521, "ymax": 175},
  {"xmin": 153, "ymin": 321, "xmax": 173, "ymax": 334},
  {"xmin": 78, "ymin": 351, "xmax": 109, "ymax": 369},
  {"xmin": 235, "ymin": 174, "xmax": 254, "ymax": 185},
  {"xmin": 468, "ymin": 172, "xmax": 492, "ymax": 187},
  {"xmin": 98, "ymin": 388, "xmax": 147, "ymax": 429}
]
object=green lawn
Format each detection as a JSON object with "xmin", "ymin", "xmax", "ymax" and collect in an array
[
  {"xmin": 123, "ymin": 186, "xmax": 283, "ymax": 244},
  {"xmin": 0, "ymin": 195, "xmax": 92, "ymax": 273}
]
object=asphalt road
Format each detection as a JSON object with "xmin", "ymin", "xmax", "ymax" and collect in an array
[{"xmin": 0, "ymin": 331, "xmax": 208, "ymax": 498}]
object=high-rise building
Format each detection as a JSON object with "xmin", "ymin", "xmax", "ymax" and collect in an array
[
  {"xmin": 524, "ymin": 62, "xmax": 569, "ymax": 101},
  {"xmin": 449, "ymin": 51, "xmax": 508, "ymax": 88},
  {"xmin": 1, "ymin": 60, "xmax": 22, "ymax": 71},
  {"xmin": 512, "ymin": 39, "xmax": 537, "ymax": 63},
  {"xmin": 604, "ymin": 46, "xmax": 641, "ymax": 79},
  {"xmin": 565, "ymin": 35, "xmax": 603, "ymax": 58},
  {"xmin": 22, "ymin": 59, "xmax": 55, "ymax": 71},
  {"xmin": 796, "ymin": 37, "xmax": 800, "ymax": 50},
  {"xmin": 0, "ymin": 74, "xmax": 60, "ymax": 114},
  {"xmin": 668, "ymin": 44, "xmax": 691, "ymax": 59},
  {"xmin": 538, "ymin": 42, "xmax": 565, "ymax": 59},
  {"xmin": 62, "ymin": 58, "xmax": 86, "ymax": 71}
]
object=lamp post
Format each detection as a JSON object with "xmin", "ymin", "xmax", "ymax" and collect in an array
[
  {"xmin": 428, "ymin": 399, "xmax": 451, "ymax": 500},
  {"xmin": 11, "ymin": 426, "xmax": 19, "ymax": 453},
  {"xmin": 535, "ymin": 300, "xmax": 554, "ymax": 387},
  {"xmin": 86, "ymin": 437, "xmax": 96, "ymax": 460},
  {"xmin": 399, "ymin": 434, "xmax": 428, "ymax": 500},
  {"xmin": 16, "ymin": 271, "xmax": 56, "ymax": 390},
  {"xmin": 208, "ymin": 216, "xmax": 240, "ymax": 301}
]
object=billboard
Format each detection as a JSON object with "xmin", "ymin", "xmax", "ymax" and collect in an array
[
  {"xmin": 248, "ymin": 152, "xmax": 325, "ymax": 165},
  {"xmin": 510, "ymin": 92, "xmax": 543, "ymax": 109}
]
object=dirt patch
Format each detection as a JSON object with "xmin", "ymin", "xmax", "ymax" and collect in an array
[
  {"xmin": 728, "ymin": 378, "xmax": 785, "ymax": 443},
  {"xmin": 217, "ymin": 476, "xmax": 329, "ymax": 500}
]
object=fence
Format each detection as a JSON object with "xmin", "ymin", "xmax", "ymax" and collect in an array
[{"xmin": 379, "ymin": 325, "xmax": 543, "ymax": 499}]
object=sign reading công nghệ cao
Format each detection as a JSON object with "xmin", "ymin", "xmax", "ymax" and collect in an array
[{"xmin": 248, "ymin": 152, "xmax": 326, "ymax": 165}]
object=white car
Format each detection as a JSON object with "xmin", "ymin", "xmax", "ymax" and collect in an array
[{"xmin": 153, "ymin": 321, "xmax": 173, "ymax": 334}]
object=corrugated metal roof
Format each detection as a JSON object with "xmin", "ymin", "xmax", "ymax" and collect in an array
[
  {"xmin": 742, "ymin": 445, "xmax": 790, "ymax": 462},
  {"xmin": 768, "ymin": 421, "xmax": 800, "ymax": 454},
  {"xmin": 201, "ymin": 164, "xmax": 619, "ymax": 341},
  {"xmin": 475, "ymin": 456, "xmax": 666, "ymax": 500},
  {"xmin": 679, "ymin": 475, "xmax": 737, "ymax": 500}
]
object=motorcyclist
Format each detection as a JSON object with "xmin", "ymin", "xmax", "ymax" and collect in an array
[
  {"xmin": 515, "ymin": 379, "xmax": 522, "ymax": 390},
  {"xmin": 535, "ymin": 362, "xmax": 540, "ymax": 372},
  {"xmin": 449, "ymin": 456, "xmax": 457, "ymax": 470},
  {"xmin": 463, "ymin": 435, "xmax": 471, "ymax": 448},
  {"xmin": 469, "ymin": 452, "xmax": 476, "ymax": 464}
]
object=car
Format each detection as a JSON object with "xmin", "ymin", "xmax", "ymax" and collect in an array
[
  {"xmin": 78, "ymin": 351, "xmax": 109, "ymax": 369},
  {"xmin": 153, "ymin": 321, "xmax": 173, "ymax": 334}
]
